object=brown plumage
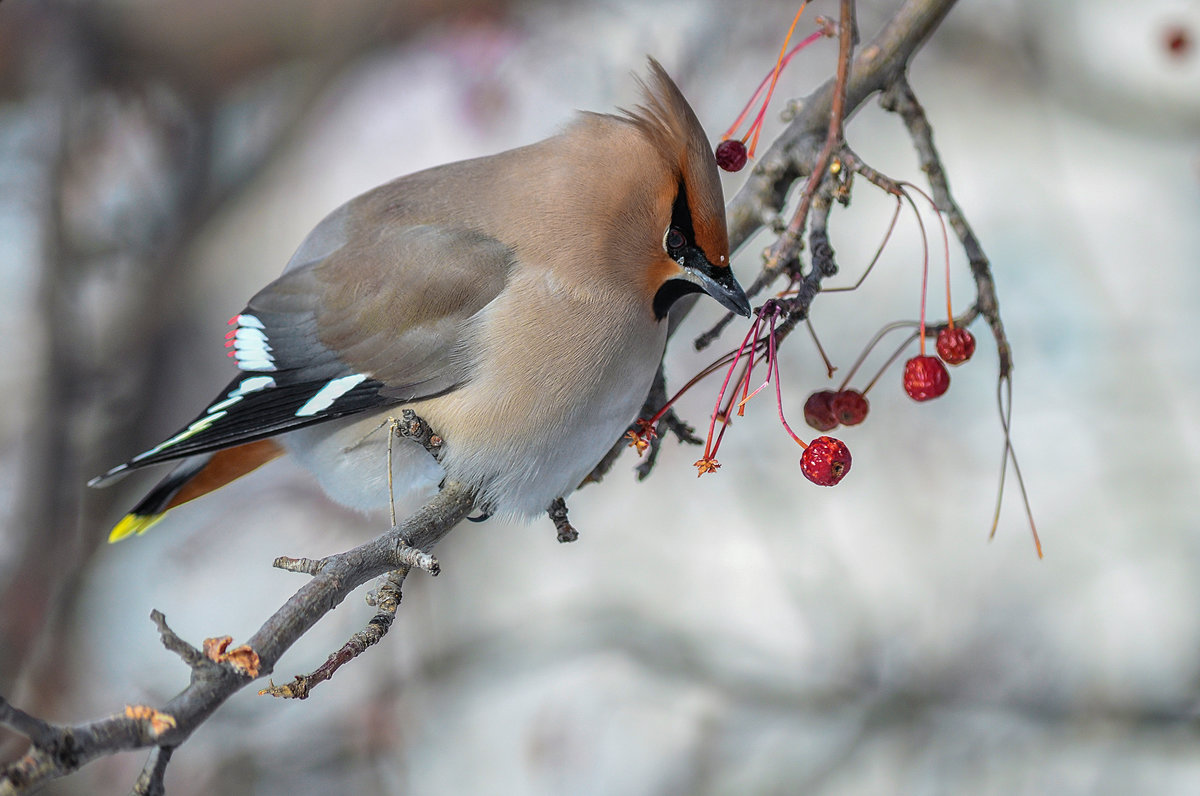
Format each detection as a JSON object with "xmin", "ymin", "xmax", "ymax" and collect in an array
[
  {"xmin": 93, "ymin": 59, "xmax": 749, "ymax": 540},
  {"xmin": 165, "ymin": 441, "xmax": 283, "ymax": 510}
]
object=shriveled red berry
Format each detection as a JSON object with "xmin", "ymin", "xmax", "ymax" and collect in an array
[
  {"xmin": 803, "ymin": 390, "xmax": 839, "ymax": 431},
  {"xmin": 715, "ymin": 139, "xmax": 748, "ymax": 172},
  {"xmin": 903, "ymin": 355, "xmax": 950, "ymax": 401},
  {"xmin": 936, "ymin": 327, "xmax": 976, "ymax": 365},
  {"xmin": 800, "ymin": 436, "xmax": 852, "ymax": 486},
  {"xmin": 831, "ymin": 389, "xmax": 869, "ymax": 426}
]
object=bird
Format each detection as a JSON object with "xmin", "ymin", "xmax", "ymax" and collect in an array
[{"xmin": 90, "ymin": 59, "xmax": 750, "ymax": 542}]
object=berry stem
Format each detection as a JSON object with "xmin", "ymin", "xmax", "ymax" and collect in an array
[
  {"xmin": 862, "ymin": 329, "xmax": 920, "ymax": 395},
  {"xmin": 805, "ymin": 318, "xmax": 837, "ymax": 378},
  {"xmin": 900, "ymin": 188, "xmax": 930, "ymax": 356},
  {"xmin": 824, "ymin": 196, "xmax": 904, "ymax": 293},
  {"xmin": 746, "ymin": 3, "xmax": 811, "ymax": 157},
  {"xmin": 736, "ymin": 376, "xmax": 772, "ymax": 412},
  {"xmin": 737, "ymin": 322, "xmax": 762, "ymax": 415},
  {"xmin": 836, "ymin": 320, "xmax": 918, "ymax": 393},
  {"xmin": 703, "ymin": 314, "xmax": 764, "ymax": 460},
  {"xmin": 903, "ymin": 182, "xmax": 954, "ymax": 330},
  {"xmin": 992, "ymin": 374, "xmax": 1043, "ymax": 558},
  {"xmin": 768, "ymin": 313, "xmax": 808, "ymax": 448},
  {"xmin": 722, "ymin": 29, "xmax": 824, "ymax": 144},
  {"xmin": 722, "ymin": 357, "xmax": 752, "ymax": 419},
  {"xmin": 641, "ymin": 333, "xmax": 769, "ymax": 431}
]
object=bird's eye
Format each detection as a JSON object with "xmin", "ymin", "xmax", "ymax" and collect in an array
[{"xmin": 665, "ymin": 227, "xmax": 686, "ymax": 252}]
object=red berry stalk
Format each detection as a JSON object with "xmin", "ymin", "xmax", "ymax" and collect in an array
[
  {"xmin": 686, "ymin": 301, "xmax": 851, "ymax": 486},
  {"xmin": 625, "ymin": 322, "xmax": 770, "ymax": 456},
  {"xmin": 896, "ymin": 185, "xmax": 951, "ymax": 402},
  {"xmin": 715, "ymin": 3, "xmax": 829, "ymax": 172},
  {"xmin": 904, "ymin": 181, "xmax": 977, "ymax": 368}
]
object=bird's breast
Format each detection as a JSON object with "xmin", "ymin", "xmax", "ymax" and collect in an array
[{"xmin": 409, "ymin": 267, "xmax": 668, "ymax": 517}]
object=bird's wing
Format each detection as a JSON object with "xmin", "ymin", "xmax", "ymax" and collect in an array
[{"xmin": 92, "ymin": 222, "xmax": 514, "ymax": 484}]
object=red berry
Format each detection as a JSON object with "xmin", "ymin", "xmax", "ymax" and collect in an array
[
  {"xmin": 936, "ymin": 327, "xmax": 976, "ymax": 365},
  {"xmin": 803, "ymin": 390, "xmax": 839, "ymax": 431},
  {"xmin": 1165, "ymin": 25, "xmax": 1192, "ymax": 58},
  {"xmin": 800, "ymin": 436, "xmax": 852, "ymax": 486},
  {"xmin": 831, "ymin": 389, "xmax": 869, "ymax": 426},
  {"xmin": 715, "ymin": 139, "xmax": 748, "ymax": 172},
  {"xmin": 903, "ymin": 355, "xmax": 950, "ymax": 401}
]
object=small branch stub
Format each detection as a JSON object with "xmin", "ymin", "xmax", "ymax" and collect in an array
[
  {"xmin": 150, "ymin": 610, "xmax": 207, "ymax": 671},
  {"xmin": 202, "ymin": 637, "xmax": 261, "ymax": 678},
  {"xmin": 391, "ymin": 541, "xmax": 439, "ymax": 575},
  {"xmin": 131, "ymin": 746, "xmax": 174, "ymax": 796},
  {"xmin": 272, "ymin": 556, "xmax": 325, "ymax": 576},
  {"xmin": 548, "ymin": 497, "xmax": 578, "ymax": 543},
  {"xmin": 395, "ymin": 408, "xmax": 444, "ymax": 460}
]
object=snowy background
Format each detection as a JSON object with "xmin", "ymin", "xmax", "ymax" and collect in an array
[{"xmin": 2, "ymin": 0, "xmax": 1199, "ymax": 793}]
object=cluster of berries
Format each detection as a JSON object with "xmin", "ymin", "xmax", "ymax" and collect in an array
[
  {"xmin": 794, "ymin": 324, "xmax": 976, "ymax": 486},
  {"xmin": 794, "ymin": 325, "xmax": 975, "ymax": 484},
  {"xmin": 902, "ymin": 326, "xmax": 976, "ymax": 402},
  {"xmin": 681, "ymin": 2, "xmax": 1040, "ymax": 557},
  {"xmin": 633, "ymin": 3, "xmax": 984, "ymax": 491}
]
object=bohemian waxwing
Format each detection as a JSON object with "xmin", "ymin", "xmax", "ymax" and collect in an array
[{"xmin": 91, "ymin": 59, "xmax": 750, "ymax": 541}]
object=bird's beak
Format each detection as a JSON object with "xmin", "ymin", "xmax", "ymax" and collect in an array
[{"xmin": 680, "ymin": 247, "xmax": 751, "ymax": 317}]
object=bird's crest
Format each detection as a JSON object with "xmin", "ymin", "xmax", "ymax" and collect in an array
[{"xmin": 622, "ymin": 58, "xmax": 730, "ymax": 269}]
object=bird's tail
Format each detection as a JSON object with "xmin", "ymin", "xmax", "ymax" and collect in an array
[{"xmin": 107, "ymin": 440, "xmax": 283, "ymax": 542}]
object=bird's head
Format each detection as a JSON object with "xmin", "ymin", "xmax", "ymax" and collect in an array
[{"xmin": 621, "ymin": 59, "xmax": 750, "ymax": 321}]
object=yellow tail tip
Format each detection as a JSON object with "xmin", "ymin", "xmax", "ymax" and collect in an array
[{"xmin": 108, "ymin": 513, "xmax": 165, "ymax": 543}]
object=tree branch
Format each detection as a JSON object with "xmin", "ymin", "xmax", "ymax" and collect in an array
[
  {"xmin": 0, "ymin": 480, "xmax": 475, "ymax": 793},
  {"xmin": 879, "ymin": 75, "xmax": 1011, "ymax": 377}
]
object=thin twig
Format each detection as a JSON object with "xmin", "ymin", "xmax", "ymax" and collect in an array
[
  {"xmin": 260, "ymin": 570, "xmax": 406, "ymax": 700},
  {"xmin": 130, "ymin": 745, "xmax": 173, "ymax": 796},
  {"xmin": 766, "ymin": 0, "xmax": 857, "ymax": 278},
  {"xmin": 808, "ymin": 181, "xmax": 838, "ymax": 280},
  {"xmin": 149, "ymin": 611, "xmax": 207, "ymax": 671}
]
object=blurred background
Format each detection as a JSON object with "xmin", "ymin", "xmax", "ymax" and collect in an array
[{"xmin": 1, "ymin": 0, "xmax": 1199, "ymax": 793}]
